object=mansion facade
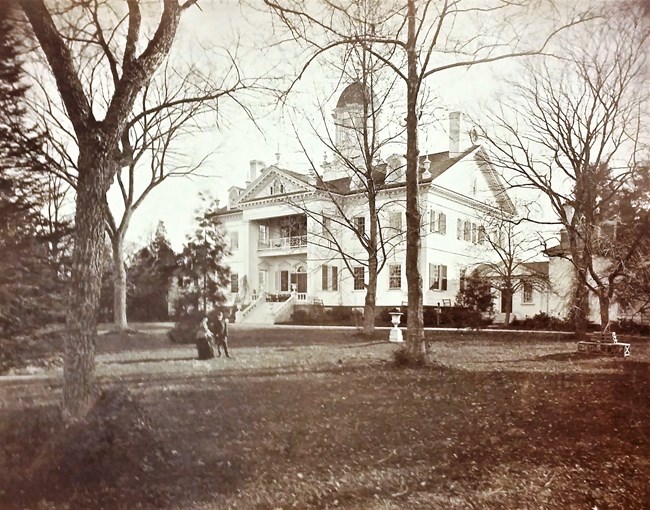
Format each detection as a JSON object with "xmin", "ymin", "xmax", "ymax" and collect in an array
[{"xmin": 213, "ymin": 84, "xmax": 547, "ymax": 324}]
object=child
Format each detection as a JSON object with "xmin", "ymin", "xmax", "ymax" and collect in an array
[
  {"xmin": 195, "ymin": 317, "xmax": 215, "ymax": 360},
  {"xmin": 210, "ymin": 311, "xmax": 230, "ymax": 358}
]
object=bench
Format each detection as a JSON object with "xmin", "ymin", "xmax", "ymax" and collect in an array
[
  {"xmin": 577, "ymin": 331, "xmax": 630, "ymax": 357},
  {"xmin": 312, "ymin": 298, "xmax": 324, "ymax": 306}
]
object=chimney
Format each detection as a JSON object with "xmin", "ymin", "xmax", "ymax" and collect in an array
[
  {"xmin": 449, "ymin": 111, "xmax": 462, "ymax": 157},
  {"xmin": 248, "ymin": 159, "xmax": 266, "ymax": 182}
]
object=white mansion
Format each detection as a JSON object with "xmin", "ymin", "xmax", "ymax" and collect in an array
[{"xmin": 212, "ymin": 83, "xmax": 548, "ymax": 324}]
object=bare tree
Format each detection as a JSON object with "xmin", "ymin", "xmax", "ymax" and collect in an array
[
  {"xmin": 283, "ymin": 40, "xmax": 410, "ymax": 334},
  {"xmin": 18, "ymin": 0, "xmax": 215, "ymax": 419},
  {"xmin": 474, "ymin": 214, "xmax": 549, "ymax": 326},
  {"xmin": 102, "ymin": 59, "xmax": 247, "ymax": 330},
  {"xmin": 265, "ymin": 0, "xmax": 594, "ymax": 360},
  {"xmin": 483, "ymin": 9, "xmax": 649, "ymax": 337}
]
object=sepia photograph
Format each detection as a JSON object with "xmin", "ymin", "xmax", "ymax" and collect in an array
[{"xmin": 0, "ymin": 0, "xmax": 649, "ymax": 508}]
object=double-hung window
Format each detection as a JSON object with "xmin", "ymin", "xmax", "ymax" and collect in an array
[
  {"xmin": 389, "ymin": 264, "xmax": 402, "ymax": 289},
  {"xmin": 430, "ymin": 210, "xmax": 447, "ymax": 234},
  {"xmin": 230, "ymin": 231, "xmax": 239, "ymax": 250},
  {"xmin": 321, "ymin": 265, "xmax": 339, "ymax": 291},
  {"xmin": 230, "ymin": 273, "xmax": 239, "ymax": 293},
  {"xmin": 428, "ymin": 264, "xmax": 448, "ymax": 291},
  {"xmin": 353, "ymin": 266, "xmax": 365, "ymax": 290},
  {"xmin": 354, "ymin": 216, "xmax": 366, "ymax": 237},
  {"xmin": 522, "ymin": 281, "xmax": 534, "ymax": 303},
  {"xmin": 389, "ymin": 211, "xmax": 403, "ymax": 233}
]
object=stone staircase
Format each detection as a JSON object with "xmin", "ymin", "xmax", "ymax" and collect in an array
[{"xmin": 238, "ymin": 296, "xmax": 296, "ymax": 325}]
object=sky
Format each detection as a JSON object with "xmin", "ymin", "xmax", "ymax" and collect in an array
[
  {"xmin": 120, "ymin": 0, "xmax": 522, "ymax": 252},
  {"xmin": 31, "ymin": 0, "xmax": 641, "ymax": 253}
]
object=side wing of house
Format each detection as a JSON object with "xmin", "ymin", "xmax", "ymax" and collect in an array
[{"xmin": 421, "ymin": 148, "xmax": 515, "ymax": 308}]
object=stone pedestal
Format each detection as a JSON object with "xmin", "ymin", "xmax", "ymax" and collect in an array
[{"xmin": 389, "ymin": 311, "xmax": 404, "ymax": 343}]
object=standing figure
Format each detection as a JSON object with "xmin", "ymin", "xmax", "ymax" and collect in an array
[
  {"xmin": 210, "ymin": 311, "xmax": 230, "ymax": 358},
  {"xmin": 195, "ymin": 316, "xmax": 215, "ymax": 360}
]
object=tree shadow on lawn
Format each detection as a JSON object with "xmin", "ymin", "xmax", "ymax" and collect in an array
[
  {"xmin": 102, "ymin": 355, "xmax": 197, "ymax": 366},
  {"xmin": 3, "ymin": 356, "xmax": 650, "ymax": 509},
  {"xmin": 143, "ymin": 364, "xmax": 650, "ymax": 509}
]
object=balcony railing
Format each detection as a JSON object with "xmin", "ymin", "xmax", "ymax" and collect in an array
[{"xmin": 258, "ymin": 235, "xmax": 308, "ymax": 251}]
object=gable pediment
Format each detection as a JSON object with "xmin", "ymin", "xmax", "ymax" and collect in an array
[
  {"xmin": 237, "ymin": 167, "xmax": 314, "ymax": 205},
  {"xmin": 432, "ymin": 147, "xmax": 515, "ymax": 214}
]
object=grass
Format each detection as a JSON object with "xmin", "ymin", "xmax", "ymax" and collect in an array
[{"xmin": 1, "ymin": 325, "xmax": 649, "ymax": 509}]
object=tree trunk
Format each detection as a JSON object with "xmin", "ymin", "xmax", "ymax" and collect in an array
[
  {"xmin": 363, "ymin": 253, "xmax": 378, "ymax": 335},
  {"xmin": 111, "ymin": 235, "xmax": 128, "ymax": 330},
  {"xmin": 598, "ymin": 291, "xmax": 611, "ymax": 332},
  {"xmin": 404, "ymin": 0, "xmax": 425, "ymax": 360},
  {"xmin": 64, "ymin": 146, "xmax": 114, "ymax": 419},
  {"xmin": 503, "ymin": 287, "xmax": 513, "ymax": 326},
  {"xmin": 573, "ymin": 272, "xmax": 590, "ymax": 341}
]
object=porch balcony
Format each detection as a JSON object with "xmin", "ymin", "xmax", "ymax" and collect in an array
[{"xmin": 258, "ymin": 235, "xmax": 308, "ymax": 255}]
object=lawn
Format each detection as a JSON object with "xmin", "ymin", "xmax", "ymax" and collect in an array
[{"xmin": 1, "ymin": 325, "xmax": 649, "ymax": 509}]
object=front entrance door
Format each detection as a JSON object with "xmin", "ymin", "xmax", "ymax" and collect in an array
[
  {"xmin": 290, "ymin": 272, "xmax": 307, "ymax": 293},
  {"xmin": 290, "ymin": 265, "xmax": 307, "ymax": 293}
]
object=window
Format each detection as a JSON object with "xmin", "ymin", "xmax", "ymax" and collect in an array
[
  {"xmin": 522, "ymin": 281, "xmax": 534, "ymax": 303},
  {"xmin": 230, "ymin": 231, "xmax": 239, "ymax": 250},
  {"xmin": 430, "ymin": 210, "xmax": 447, "ymax": 234},
  {"xmin": 353, "ymin": 266, "xmax": 365, "ymax": 290},
  {"xmin": 269, "ymin": 178, "xmax": 285, "ymax": 195},
  {"xmin": 478, "ymin": 225, "xmax": 486, "ymax": 245},
  {"xmin": 389, "ymin": 211, "xmax": 403, "ymax": 232},
  {"xmin": 230, "ymin": 273, "xmax": 239, "ymax": 293},
  {"xmin": 492, "ymin": 229, "xmax": 506, "ymax": 249},
  {"xmin": 280, "ymin": 270, "xmax": 289, "ymax": 292},
  {"xmin": 259, "ymin": 224, "xmax": 268, "ymax": 241},
  {"xmin": 322, "ymin": 265, "xmax": 339, "ymax": 291},
  {"xmin": 428, "ymin": 264, "xmax": 448, "ymax": 291},
  {"xmin": 322, "ymin": 214, "xmax": 331, "ymax": 235},
  {"xmin": 389, "ymin": 264, "xmax": 402, "ymax": 289},
  {"xmin": 463, "ymin": 221, "xmax": 471, "ymax": 242},
  {"xmin": 354, "ymin": 216, "xmax": 366, "ymax": 237},
  {"xmin": 471, "ymin": 223, "xmax": 478, "ymax": 244}
]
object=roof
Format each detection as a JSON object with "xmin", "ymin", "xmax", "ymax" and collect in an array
[
  {"xmin": 314, "ymin": 147, "xmax": 477, "ymax": 195},
  {"xmin": 522, "ymin": 261, "xmax": 549, "ymax": 277},
  {"xmin": 336, "ymin": 82, "xmax": 371, "ymax": 108},
  {"xmin": 476, "ymin": 260, "xmax": 550, "ymax": 278}
]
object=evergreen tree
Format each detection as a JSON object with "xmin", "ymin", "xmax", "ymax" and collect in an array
[
  {"xmin": 128, "ymin": 222, "xmax": 178, "ymax": 321},
  {"xmin": 0, "ymin": 3, "xmax": 66, "ymax": 335},
  {"xmin": 174, "ymin": 196, "xmax": 230, "ymax": 316},
  {"xmin": 455, "ymin": 270, "xmax": 494, "ymax": 314}
]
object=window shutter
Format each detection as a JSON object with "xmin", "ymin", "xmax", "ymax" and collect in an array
[
  {"xmin": 440, "ymin": 213, "xmax": 447, "ymax": 235},
  {"xmin": 441, "ymin": 265, "xmax": 448, "ymax": 291},
  {"xmin": 322, "ymin": 265, "xmax": 328, "ymax": 291},
  {"xmin": 332, "ymin": 267, "xmax": 338, "ymax": 291},
  {"xmin": 457, "ymin": 218, "xmax": 462, "ymax": 239}
]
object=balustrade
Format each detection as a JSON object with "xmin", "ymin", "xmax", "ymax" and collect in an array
[{"xmin": 258, "ymin": 235, "xmax": 307, "ymax": 251}]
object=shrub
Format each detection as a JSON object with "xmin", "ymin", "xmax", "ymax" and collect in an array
[
  {"xmin": 511, "ymin": 312, "xmax": 572, "ymax": 331},
  {"xmin": 613, "ymin": 319, "xmax": 650, "ymax": 336},
  {"xmin": 327, "ymin": 307, "xmax": 352, "ymax": 325},
  {"xmin": 291, "ymin": 309, "xmax": 310, "ymax": 324}
]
